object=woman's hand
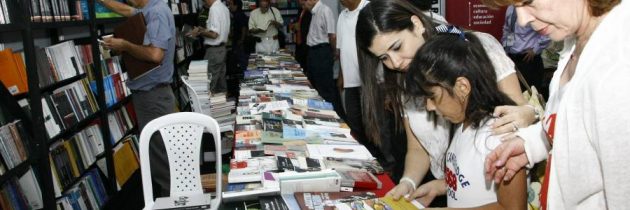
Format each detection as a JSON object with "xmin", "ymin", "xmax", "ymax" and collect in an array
[
  {"xmin": 386, "ymin": 182, "xmax": 415, "ymax": 201},
  {"xmin": 492, "ymin": 105, "xmax": 537, "ymax": 137},
  {"xmin": 408, "ymin": 179, "xmax": 446, "ymax": 207}
]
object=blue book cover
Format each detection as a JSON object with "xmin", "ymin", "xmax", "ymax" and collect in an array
[
  {"xmin": 67, "ymin": 190, "xmax": 82, "ymax": 210},
  {"xmin": 80, "ymin": 0, "xmax": 90, "ymax": 20},
  {"xmin": 282, "ymin": 126, "xmax": 306, "ymax": 139},
  {"xmin": 244, "ymin": 70, "xmax": 265, "ymax": 79},
  {"xmin": 86, "ymin": 170, "xmax": 107, "ymax": 206},
  {"xmin": 104, "ymin": 76, "xmax": 114, "ymax": 107},
  {"xmin": 307, "ymin": 99, "xmax": 333, "ymax": 110}
]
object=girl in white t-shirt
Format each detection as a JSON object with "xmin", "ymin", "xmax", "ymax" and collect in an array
[{"xmin": 404, "ymin": 31, "xmax": 527, "ymax": 209}]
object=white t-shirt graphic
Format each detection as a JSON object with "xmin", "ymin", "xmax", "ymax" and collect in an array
[{"xmin": 446, "ymin": 119, "xmax": 502, "ymax": 207}]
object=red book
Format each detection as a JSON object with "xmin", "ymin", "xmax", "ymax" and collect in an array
[{"xmin": 336, "ymin": 169, "xmax": 382, "ymax": 190}]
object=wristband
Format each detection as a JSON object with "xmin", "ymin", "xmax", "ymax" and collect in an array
[{"xmin": 400, "ymin": 177, "xmax": 417, "ymax": 190}]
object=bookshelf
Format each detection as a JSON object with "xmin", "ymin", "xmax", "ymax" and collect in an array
[{"xmin": 0, "ymin": 0, "xmax": 149, "ymax": 209}]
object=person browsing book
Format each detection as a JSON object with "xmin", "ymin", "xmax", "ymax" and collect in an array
[
  {"xmin": 190, "ymin": 0, "xmax": 230, "ymax": 94},
  {"xmin": 303, "ymin": 0, "xmax": 346, "ymax": 122},
  {"xmin": 98, "ymin": 0, "xmax": 176, "ymax": 197},
  {"xmin": 355, "ymin": 0, "xmax": 532, "ymax": 206},
  {"xmin": 404, "ymin": 32, "xmax": 529, "ymax": 209},
  {"xmin": 336, "ymin": 0, "xmax": 386, "ymax": 166},
  {"xmin": 248, "ymin": 0, "xmax": 283, "ymax": 54}
]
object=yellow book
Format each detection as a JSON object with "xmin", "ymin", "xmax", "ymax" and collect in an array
[
  {"xmin": 63, "ymin": 141, "xmax": 81, "ymax": 177},
  {"xmin": 113, "ymin": 140, "xmax": 139, "ymax": 187},
  {"xmin": 334, "ymin": 195, "xmax": 425, "ymax": 210}
]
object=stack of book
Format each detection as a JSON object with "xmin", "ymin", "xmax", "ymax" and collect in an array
[
  {"xmin": 0, "ymin": 120, "xmax": 30, "ymax": 173},
  {"xmin": 220, "ymin": 52, "xmax": 395, "ymax": 205},
  {"xmin": 35, "ymin": 41, "xmax": 88, "ymax": 87},
  {"xmin": 48, "ymin": 124, "xmax": 106, "ymax": 195},
  {"xmin": 185, "ymin": 60, "xmax": 211, "ymax": 114},
  {"xmin": 0, "ymin": 168, "xmax": 43, "ymax": 209},
  {"xmin": 54, "ymin": 168, "xmax": 109, "ymax": 209},
  {"xmin": 184, "ymin": 60, "xmax": 236, "ymax": 132},
  {"xmin": 41, "ymin": 78, "xmax": 100, "ymax": 138},
  {"xmin": 107, "ymin": 103, "xmax": 135, "ymax": 145},
  {"xmin": 209, "ymin": 93, "xmax": 236, "ymax": 132},
  {"xmin": 97, "ymin": 55, "xmax": 131, "ymax": 108},
  {"xmin": 28, "ymin": 0, "xmax": 89, "ymax": 22}
]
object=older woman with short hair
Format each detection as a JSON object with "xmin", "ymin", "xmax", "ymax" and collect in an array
[{"xmin": 482, "ymin": 0, "xmax": 630, "ymax": 208}]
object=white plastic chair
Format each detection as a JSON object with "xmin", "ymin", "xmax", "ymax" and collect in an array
[
  {"xmin": 139, "ymin": 112, "xmax": 222, "ymax": 210},
  {"xmin": 180, "ymin": 75, "xmax": 205, "ymax": 113}
]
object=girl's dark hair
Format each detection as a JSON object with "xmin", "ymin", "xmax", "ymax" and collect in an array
[
  {"xmin": 355, "ymin": 0, "xmax": 436, "ymax": 143},
  {"xmin": 405, "ymin": 33, "xmax": 516, "ymax": 128}
]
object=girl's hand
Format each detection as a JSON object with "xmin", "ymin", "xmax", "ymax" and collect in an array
[{"xmin": 386, "ymin": 182, "xmax": 415, "ymax": 201}]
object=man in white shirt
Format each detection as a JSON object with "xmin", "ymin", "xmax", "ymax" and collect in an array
[
  {"xmin": 192, "ymin": 0, "xmax": 230, "ymax": 93},
  {"xmin": 337, "ymin": 0, "xmax": 383, "ymax": 159},
  {"xmin": 248, "ymin": 0, "xmax": 283, "ymax": 54},
  {"xmin": 304, "ymin": 0, "xmax": 345, "ymax": 119}
]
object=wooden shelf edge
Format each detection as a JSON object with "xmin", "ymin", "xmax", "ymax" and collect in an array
[{"xmin": 0, "ymin": 160, "xmax": 31, "ymax": 185}]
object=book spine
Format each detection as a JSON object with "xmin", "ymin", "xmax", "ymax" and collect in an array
[{"xmin": 8, "ymin": 122, "xmax": 28, "ymax": 162}]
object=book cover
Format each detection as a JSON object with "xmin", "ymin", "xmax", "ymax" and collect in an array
[
  {"xmin": 294, "ymin": 191, "xmax": 377, "ymax": 210},
  {"xmin": 259, "ymin": 195, "xmax": 289, "ymax": 210},
  {"xmin": 335, "ymin": 169, "xmax": 382, "ymax": 190},
  {"xmin": 113, "ymin": 13, "xmax": 160, "ymax": 80},
  {"xmin": 321, "ymin": 157, "xmax": 385, "ymax": 175},
  {"xmin": 278, "ymin": 170, "xmax": 341, "ymax": 194},
  {"xmin": 334, "ymin": 196, "xmax": 424, "ymax": 210},
  {"xmin": 306, "ymin": 144, "xmax": 373, "ymax": 161},
  {"xmin": 113, "ymin": 140, "xmax": 139, "ymax": 187},
  {"xmin": 0, "ymin": 49, "xmax": 29, "ymax": 95}
]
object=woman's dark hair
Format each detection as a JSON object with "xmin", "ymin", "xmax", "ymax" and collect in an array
[
  {"xmin": 355, "ymin": 0, "xmax": 436, "ymax": 144},
  {"xmin": 405, "ymin": 33, "xmax": 516, "ymax": 128}
]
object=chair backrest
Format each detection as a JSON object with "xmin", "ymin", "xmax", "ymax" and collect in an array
[
  {"xmin": 180, "ymin": 76, "xmax": 204, "ymax": 113},
  {"xmin": 139, "ymin": 112, "xmax": 222, "ymax": 209}
]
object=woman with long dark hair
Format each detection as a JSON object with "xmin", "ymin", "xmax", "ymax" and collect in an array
[{"xmin": 355, "ymin": 0, "xmax": 534, "ymax": 206}]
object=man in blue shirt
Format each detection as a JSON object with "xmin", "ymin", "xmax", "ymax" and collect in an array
[
  {"xmin": 100, "ymin": 0, "xmax": 176, "ymax": 196},
  {"xmin": 502, "ymin": 5, "xmax": 551, "ymax": 90}
]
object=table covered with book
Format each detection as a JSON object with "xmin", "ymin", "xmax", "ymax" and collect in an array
[{"xmin": 211, "ymin": 51, "xmax": 422, "ymax": 210}]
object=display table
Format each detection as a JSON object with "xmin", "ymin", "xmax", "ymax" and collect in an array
[{"xmin": 215, "ymin": 52, "xmax": 398, "ymax": 209}]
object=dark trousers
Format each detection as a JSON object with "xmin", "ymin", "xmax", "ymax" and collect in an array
[
  {"xmin": 344, "ymin": 87, "xmax": 384, "ymax": 162},
  {"xmin": 131, "ymin": 85, "xmax": 176, "ymax": 197},
  {"xmin": 508, "ymin": 53, "xmax": 545, "ymax": 90},
  {"xmin": 295, "ymin": 43, "xmax": 309, "ymax": 74},
  {"xmin": 230, "ymin": 44, "xmax": 248, "ymax": 73},
  {"xmin": 307, "ymin": 44, "xmax": 345, "ymax": 120}
]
